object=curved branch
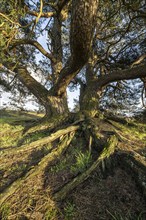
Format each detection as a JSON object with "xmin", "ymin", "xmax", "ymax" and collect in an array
[
  {"xmin": 51, "ymin": 0, "xmax": 99, "ymax": 96},
  {"xmin": 95, "ymin": 63, "xmax": 146, "ymax": 90},
  {"xmin": 26, "ymin": 0, "xmax": 70, "ymax": 18},
  {"xmin": 0, "ymin": 77, "xmax": 11, "ymax": 91},
  {"xmin": 16, "ymin": 67, "xmax": 49, "ymax": 104},
  {"xmin": 27, "ymin": 9, "xmax": 55, "ymax": 18},
  {"xmin": 11, "ymin": 39, "xmax": 56, "ymax": 63}
]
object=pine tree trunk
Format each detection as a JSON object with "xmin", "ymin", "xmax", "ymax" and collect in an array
[
  {"xmin": 80, "ymin": 86, "xmax": 101, "ymax": 117},
  {"xmin": 45, "ymin": 94, "xmax": 69, "ymax": 118}
]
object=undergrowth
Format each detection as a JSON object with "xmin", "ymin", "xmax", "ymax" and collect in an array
[{"xmin": 0, "ymin": 110, "xmax": 146, "ymax": 220}]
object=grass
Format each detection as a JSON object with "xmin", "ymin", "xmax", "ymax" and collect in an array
[
  {"xmin": 64, "ymin": 202, "xmax": 75, "ymax": 219},
  {"xmin": 0, "ymin": 123, "xmax": 23, "ymax": 149},
  {"xmin": 71, "ymin": 150, "xmax": 92, "ymax": 173},
  {"xmin": 22, "ymin": 131, "xmax": 49, "ymax": 145},
  {"xmin": 0, "ymin": 109, "xmax": 44, "ymax": 149},
  {"xmin": 50, "ymin": 141, "xmax": 93, "ymax": 175},
  {"xmin": 50, "ymin": 158, "xmax": 67, "ymax": 173},
  {"xmin": 110, "ymin": 119, "xmax": 146, "ymax": 141},
  {"xmin": 45, "ymin": 208, "xmax": 58, "ymax": 220},
  {"xmin": 0, "ymin": 204, "xmax": 10, "ymax": 220}
]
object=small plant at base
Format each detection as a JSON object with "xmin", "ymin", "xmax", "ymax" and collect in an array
[
  {"xmin": 64, "ymin": 202, "xmax": 75, "ymax": 219},
  {"xmin": 50, "ymin": 158, "xmax": 67, "ymax": 173},
  {"xmin": 71, "ymin": 150, "xmax": 92, "ymax": 173},
  {"xmin": 45, "ymin": 208, "xmax": 58, "ymax": 220}
]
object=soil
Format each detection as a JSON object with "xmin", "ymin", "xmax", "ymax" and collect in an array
[
  {"xmin": 0, "ymin": 110, "xmax": 146, "ymax": 220},
  {"xmin": 62, "ymin": 168, "xmax": 146, "ymax": 220}
]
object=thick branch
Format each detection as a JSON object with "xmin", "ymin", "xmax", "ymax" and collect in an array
[
  {"xmin": 11, "ymin": 39, "xmax": 56, "ymax": 63},
  {"xmin": 16, "ymin": 67, "xmax": 49, "ymax": 106},
  {"xmin": 51, "ymin": 0, "xmax": 99, "ymax": 96},
  {"xmin": 0, "ymin": 77, "xmax": 11, "ymax": 91},
  {"xmin": 95, "ymin": 63, "xmax": 146, "ymax": 90},
  {"xmin": 57, "ymin": 0, "xmax": 71, "ymax": 12}
]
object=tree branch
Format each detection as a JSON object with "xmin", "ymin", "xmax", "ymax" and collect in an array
[
  {"xmin": 0, "ymin": 77, "xmax": 11, "ymax": 91},
  {"xmin": 50, "ymin": 0, "xmax": 99, "ymax": 96},
  {"xmin": 26, "ymin": 9, "xmax": 55, "ymax": 18},
  {"xmin": 0, "ymin": 64, "xmax": 49, "ymax": 105},
  {"xmin": 26, "ymin": 0, "xmax": 70, "ymax": 18},
  {"xmin": 0, "ymin": 12, "xmax": 20, "ymax": 26},
  {"xmin": 95, "ymin": 63, "xmax": 146, "ymax": 90},
  {"xmin": 11, "ymin": 39, "xmax": 56, "ymax": 63}
]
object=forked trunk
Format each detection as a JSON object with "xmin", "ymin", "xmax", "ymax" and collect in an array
[
  {"xmin": 80, "ymin": 86, "xmax": 102, "ymax": 117},
  {"xmin": 16, "ymin": 67, "xmax": 69, "ymax": 118},
  {"xmin": 45, "ymin": 94, "xmax": 69, "ymax": 118}
]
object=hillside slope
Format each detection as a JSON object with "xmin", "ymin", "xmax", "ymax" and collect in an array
[{"xmin": 0, "ymin": 110, "xmax": 146, "ymax": 220}]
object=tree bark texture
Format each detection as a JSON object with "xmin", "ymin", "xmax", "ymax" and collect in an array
[
  {"xmin": 17, "ymin": 67, "xmax": 68, "ymax": 117},
  {"xmin": 52, "ymin": 0, "xmax": 99, "ymax": 96}
]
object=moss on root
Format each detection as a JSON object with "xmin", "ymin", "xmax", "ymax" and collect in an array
[{"xmin": 0, "ymin": 110, "xmax": 146, "ymax": 219}]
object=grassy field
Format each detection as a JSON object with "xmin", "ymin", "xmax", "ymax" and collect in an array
[{"xmin": 0, "ymin": 110, "xmax": 146, "ymax": 220}]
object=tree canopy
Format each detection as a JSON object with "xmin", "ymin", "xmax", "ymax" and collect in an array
[{"xmin": 0, "ymin": 0, "xmax": 146, "ymax": 116}]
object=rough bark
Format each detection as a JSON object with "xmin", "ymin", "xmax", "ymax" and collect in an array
[
  {"xmin": 53, "ymin": 135, "xmax": 118, "ymax": 201},
  {"xmin": 50, "ymin": 17, "xmax": 63, "ymax": 84},
  {"xmin": 16, "ymin": 67, "xmax": 69, "ymax": 117},
  {"xmin": 80, "ymin": 54, "xmax": 102, "ymax": 117},
  {"xmin": 80, "ymin": 87, "xmax": 101, "ymax": 117},
  {"xmin": 52, "ymin": 0, "xmax": 99, "ymax": 96}
]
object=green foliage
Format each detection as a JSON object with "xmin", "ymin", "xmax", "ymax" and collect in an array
[
  {"xmin": 0, "ymin": 123, "xmax": 23, "ymax": 149},
  {"xmin": 50, "ymin": 158, "xmax": 67, "ymax": 173},
  {"xmin": 0, "ymin": 204, "xmax": 10, "ymax": 220},
  {"xmin": 71, "ymin": 150, "xmax": 92, "ymax": 173},
  {"xmin": 45, "ymin": 208, "xmax": 58, "ymax": 220},
  {"xmin": 0, "ymin": 0, "xmax": 26, "ymax": 63},
  {"xmin": 64, "ymin": 202, "xmax": 75, "ymax": 220}
]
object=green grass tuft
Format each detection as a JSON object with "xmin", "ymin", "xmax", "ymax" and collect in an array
[{"xmin": 71, "ymin": 150, "xmax": 92, "ymax": 173}]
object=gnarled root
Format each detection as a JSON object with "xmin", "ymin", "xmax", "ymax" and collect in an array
[
  {"xmin": 53, "ymin": 135, "xmax": 118, "ymax": 201},
  {"xmin": 0, "ymin": 129, "xmax": 78, "ymax": 206}
]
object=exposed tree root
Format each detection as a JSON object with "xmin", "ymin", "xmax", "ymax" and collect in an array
[
  {"xmin": 53, "ymin": 135, "xmax": 118, "ymax": 201},
  {"xmin": 2, "ymin": 125, "xmax": 79, "ymax": 155},
  {"xmin": 23, "ymin": 113, "xmax": 70, "ymax": 134},
  {"xmin": 0, "ymin": 113, "xmax": 145, "ymax": 219},
  {"xmin": 0, "ymin": 131, "xmax": 76, "ymax": 206},
  {"xmin": 118, "ymin": 151, "xmax": 146, "ymax": 199}
]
